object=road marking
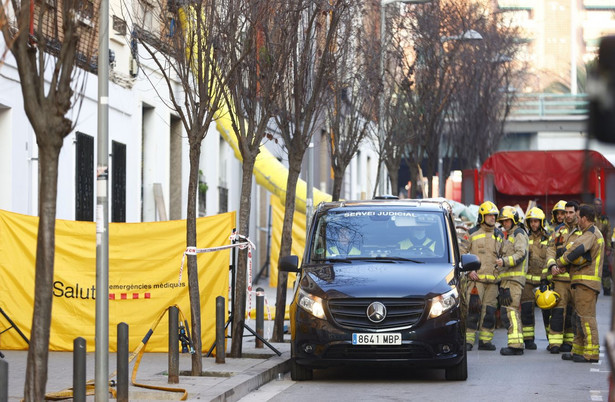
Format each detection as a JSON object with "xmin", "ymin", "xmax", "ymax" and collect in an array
[{"xmin": 589, "ymin": 390, "xmax": 603, "ymax": 401}]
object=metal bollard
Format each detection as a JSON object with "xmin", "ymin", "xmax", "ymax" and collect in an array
[
  {"xmin": 117, "ymin": 322, "xmax": 129, "ymax": 402},
  {"xmin": 1, "ymin": 357, "xmax": 8, "ymax": 402},
  {"xmin": 256, "ymin": 287, "xmax": 264, "ymax": 349},
  {"xmin": 73, "ymin": 337, "xmax": 86, "ymax": 402},
  {"xmin": 168, "ymin": 306, "xmax": 179, "ymax": 384},
  {"xmin": 216, "ymin": 296, "xmax": 225, "ymax": 364}
]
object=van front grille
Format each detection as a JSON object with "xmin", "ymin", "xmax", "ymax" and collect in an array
[{"xmin": 327, "ymin": 298, "xmax": 425, "ymax": 330}]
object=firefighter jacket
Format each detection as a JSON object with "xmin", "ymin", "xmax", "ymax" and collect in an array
[
  {"xmin": 557, "ymin": 224, "xmax": 605, "ymax": 293},
  {"xmin": 544, "ymin": 219, "xmax": 582, "ymax": 283},
  {"xmin": 461, "ymin": 223, "xmax": 508, "ymax": 284},
  {"xmin": 499, "ymin": 223, "xmax": 528, "ymax": 286},
  {"xmin": 527, "ymin": 229, "xmax": 549, "ymax": 285},
  {"xmin": 596, "ymin": 214, "xmax": 612, "ymax": 249}
]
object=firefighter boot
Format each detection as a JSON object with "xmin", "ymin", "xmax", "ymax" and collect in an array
[
  {"xmin": 500, "ymin": 347, "xmax": 524, "ymax": 356},
  {"xmin": 478, "ymin": 341, "xmax": 496, "ymax": 351},
  {"xmin": 559, "ymin": 344, "xmax": 572, "ymax": 353},
  {"xmin": 524, "ymin": 340, "xmax": 537, "ymax": 350}
]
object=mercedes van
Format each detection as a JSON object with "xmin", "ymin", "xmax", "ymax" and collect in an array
[{"xmin": 279, "ymin": 199, "xmax": 480, "ymax": 381}]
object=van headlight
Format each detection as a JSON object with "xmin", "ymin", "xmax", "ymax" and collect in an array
[
  {"xmin": 428, "ymin": 287, "xmax": 458, "ymax": 319},
  {"xmin": 297, "ymin": 288, "xmax": 326, "ymax": 319}
]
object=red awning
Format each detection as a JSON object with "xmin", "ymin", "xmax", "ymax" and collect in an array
[{"xmin": 480, "ymin": 150, "xmax": 614, "ymax": 196}]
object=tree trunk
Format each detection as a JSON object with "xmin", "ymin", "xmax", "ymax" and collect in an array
[
  {"xmin": 331, "ymin": 166, "xmax": 344, "ymax": 201},
  {"xmin": 388, "ymin": 168, "xmax": 399, "ymax": 197},
  {"xmin": 24, "ymin": 143, "xmax": 61, "ymax": 401},
  {"xmin": 271, "ymin": 160, "xmax": 301, "ymax": 341},
  {"xmin": 186, "ymin": 144, "xmax": 203, "ymax": 375},
  {"xmin": 230, "ymin": 156, "xmax": 256, "ymax": 357}
]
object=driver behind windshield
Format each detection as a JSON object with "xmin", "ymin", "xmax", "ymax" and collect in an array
[
  {"xmin": 327, "ymin": 226, "xmax": 362, "ymax": 256},
  {"xmin": 399, "ymin": 225, "xmax": 437, "ymax": 252}
]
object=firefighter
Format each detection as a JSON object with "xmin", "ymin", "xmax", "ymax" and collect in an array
[
  {"xmin": 461, "ymin": 201, "xmax": 508, "ymax": 351},
  {"xmin": 558, "ymin": 204, "xmax": 605, "ymax": 363},
  {"xmin": 497, "ymin": 206, "xmax": 529, "ymax": 356},
  {"xmin": 548, "ymin": 200, "xmax": 567, "ymax": 233},
  {"xmin": 543, "ymin": 201, "xmax": 582, "ymax": 354},
  {"xmin": 594, "ymin": 198, "xmax": 612, "ymax": 295},
  {"xmin": 521, "ymin": 207, "xmax": 549, "ymax": 350}
]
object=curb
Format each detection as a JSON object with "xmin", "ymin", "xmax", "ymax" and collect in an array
[{"xmin": 208, "ymin": 352, "xmax": 291, "ymax": 402}]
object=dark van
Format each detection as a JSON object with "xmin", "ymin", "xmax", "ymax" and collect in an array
[{"xmin": 279, "ymin": 199, "xmax": 480, "ymax": 381}]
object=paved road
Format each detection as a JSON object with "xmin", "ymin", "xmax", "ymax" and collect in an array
[{"xmin": 241, "ymin": 294, "xmax": 613, "ymax": 402}]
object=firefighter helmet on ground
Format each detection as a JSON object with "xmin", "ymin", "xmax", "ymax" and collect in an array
[
  {"xmin": 478, "ymin": 201, "xmax": 499, "ymax": 224},
  {"xmin": 535, "ymin": 289, "xmax": 560, "ymax": 310},
  {"xmin": 526, "ymin": 207, "xmax": 546, "ymax": 229},
  {"xmin": 498, "ymin": 205, "xmax": 519, "ymax": 224}
]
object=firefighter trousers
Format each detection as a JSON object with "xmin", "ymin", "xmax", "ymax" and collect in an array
[
  {"xmin": 465, "ymin": 281, "xmax": 498, "ymax": 345},
  {"xmin": 548, "ymin": 280, "xmax": 574, "ymax": 347},
  {"xmin": 571, "ymin": 284, "xmax": 600, "ymax": 361},
  {"xmin": 500, "ymin": 280, "xmax": 524, "ymax": 348}
]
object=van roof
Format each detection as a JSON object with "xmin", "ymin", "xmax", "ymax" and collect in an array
[{"xmin": 316, "ymin": 198, "xmax": 453, "ymax": 214}]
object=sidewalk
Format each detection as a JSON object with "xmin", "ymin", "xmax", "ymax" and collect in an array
[{"xmin": 3, "ymin": 282, "xmax": 293, "ymax": 401}]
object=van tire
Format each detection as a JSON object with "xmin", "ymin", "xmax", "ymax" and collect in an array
[
  {"xmin": 290, "ymin": 358, "xmax": 313, "ymax": 381},
  {"xmin": 445, "ymin": 352, "xmax": 467, "ymax": 381}
]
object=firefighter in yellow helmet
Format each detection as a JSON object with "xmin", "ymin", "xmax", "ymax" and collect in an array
[
  {"xmin": 521, "ymin": 207, "xmax": 549, "ymax": 350},
  {"xmin": 460, "ymin": 201, "xmax": 509, "ymax": 351},
  {"xmin": 557, "ymin": 204, "xmax": 604, "ymax": 363},
  {"xmin": 549, "ymin": 200, "xmax": 567, "ymax": 233},
  {"xmin": 543, "ymin": 200, "xmax": 582, "ymax": 354},
  {"xmin": 497, "ymin": 206, "xmax": 529, "ymax": 355}
]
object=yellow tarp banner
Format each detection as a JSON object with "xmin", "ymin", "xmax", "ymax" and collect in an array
[
  {"xmin": 269, "ymin": 195, "xmax": 305, "ymax": 288},
  {"xmin": 0, "ymin": 209, "xmax": 234, "ymax": 352}
]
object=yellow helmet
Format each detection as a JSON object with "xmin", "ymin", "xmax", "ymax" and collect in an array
[
  {"xmin": 535, "ymin": 289, "xmax": 560, "ymax": 310},
  {"xmin": 526, "ymin": 207, "xmax": 546, "ymax": 229},
  {"xmin": 552, "ymin": 200, "xmax": 567, "ymax": 213},
  {"xmin": 478, "ymin": 201, "xmax": 499, "ymax": 224},
  {"xmin": 551, "ymin": 200, "xmax": 567, "ymax": 224},
  {"xmin": 498, "ymin": 205, "xmax": 519, "ymax": 224}
]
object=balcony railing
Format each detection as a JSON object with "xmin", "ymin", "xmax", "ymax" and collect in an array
[{"xmin": 509, "ymin": 93, "xmax": 588, "ymax": 117}]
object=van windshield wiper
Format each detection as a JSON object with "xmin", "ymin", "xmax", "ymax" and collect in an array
[
  {"xmin": 312, "ymin": 258, "xmax": 353, "ymax": 264},
  {"xmin": 359, "ymin": 256, "xmax": 425, "ymax": 263}
]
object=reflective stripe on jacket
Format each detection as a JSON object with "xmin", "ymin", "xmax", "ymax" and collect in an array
[
  {"xmin": 462, "ymin": 223, "xmax": 506, "ymax": 284},
  {"xmin": 559, "ymin": 224, "xmax": 605, "ymax": 293},
  {"xmin": 500, "ymin": 224, "xmax": 528, "ymax": 286}
]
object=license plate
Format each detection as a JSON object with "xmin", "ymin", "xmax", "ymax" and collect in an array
[{"xmin": 352, "ymin": 333, "xmax": 402, "ymax": 345}]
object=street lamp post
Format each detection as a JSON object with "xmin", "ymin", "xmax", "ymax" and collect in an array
[{"xmin": 378, "ymin": 0, "xmax": 431, "ymax": 196}]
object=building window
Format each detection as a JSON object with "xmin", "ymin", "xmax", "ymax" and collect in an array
[
  {"xmin": 136, "ymin": 0, "xmax": 157, "ymax": 32},
  {"xmin": 75, "ymin": 132, "xmax": 94, "ymax": 221},
  {"xmin": 218, "ymin": 186, "xmax": 228, "ymax": 213},
  {"xmin": 76, "ymin": 0, "xmax": 95, "ymax": 26},
  {"xmin": 113, "ymin": 15, "xmax": 127, "ymax": 35},
  {"xmin": 111, "ymin": 141, "xmax": 126, "ymax": 222}
]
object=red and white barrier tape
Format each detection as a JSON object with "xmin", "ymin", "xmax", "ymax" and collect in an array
[{"xmin": 178, "ymin": 233, "xmax": 269, "ymax": 322}]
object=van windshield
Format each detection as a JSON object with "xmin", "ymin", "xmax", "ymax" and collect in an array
[{"xmin": 310, "ymin": 209, "xmax": 449, "ymax": 263}]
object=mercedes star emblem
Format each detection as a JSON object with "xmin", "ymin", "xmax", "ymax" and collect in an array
[{"xmin": 366, "ymin": 302, "xmax": 387, "ymax": 323}]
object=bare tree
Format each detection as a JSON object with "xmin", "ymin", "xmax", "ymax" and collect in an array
[
  {"xmin": 325, "ymin": 2, "xmax": 379, "ymax": 200},
  {"xmin": 215, "ymin": 0, "xmax": 301, "ymax": 357},
  {"xmin": 0, "ymin": 0, "xmax": 97, "ymax": 397},
  {"xmin": 387, "ymin": 0, "xmax": 458, "ymax": 197},
  {"xmin": 385, "ymin": 0, "xmax": 526, "ymax": 195},
  {"xmin": 131, "ymin": 0, "xmax": 243, "ymax": 373},
  {"xmin": 271, "ymin": 0, "xmax": 351, "ymax": 341},
  {"xmin": 445, "ymin": 2, "xmax": 526, "ymax": 170}
]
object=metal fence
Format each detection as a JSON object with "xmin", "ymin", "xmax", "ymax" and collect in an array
[{"xmin": 509, "ymin": 93, "xmax": 588, "ymax": 117}]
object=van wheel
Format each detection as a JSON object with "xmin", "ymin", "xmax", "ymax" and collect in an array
[
  {"xmin": 445, "ymin": 352, "xmax": 467, "ymax": 381},
  {"xmin": 290, "ymin": 358, "xmax": 313, "ymax": 381}
]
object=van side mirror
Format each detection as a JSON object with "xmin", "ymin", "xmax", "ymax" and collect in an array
[
  {"xmin": 459, "ymin": 254, "xmax": 480, "ymax": 272},
  {"xmin": 279, "ymin": 255, "xmax": 299, "ymax": 273}
]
